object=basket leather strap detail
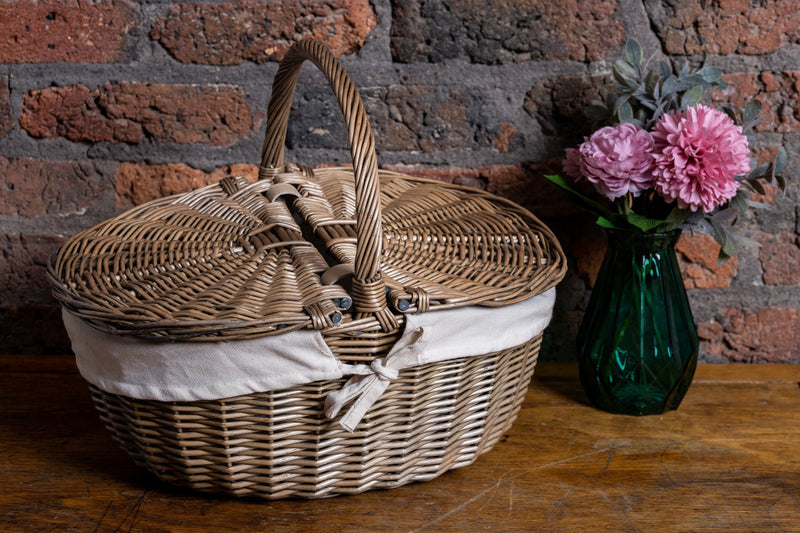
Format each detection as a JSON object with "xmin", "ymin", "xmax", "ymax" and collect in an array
[{"xmin": 266, "ymin": 182, "xmax": 301, "ymax": 202}]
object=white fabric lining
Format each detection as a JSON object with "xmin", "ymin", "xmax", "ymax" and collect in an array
[{"xmin": 64, "ymin": 287, "xmax": 556, "ymax": 431}]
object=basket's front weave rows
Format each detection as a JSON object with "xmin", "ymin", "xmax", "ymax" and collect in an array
[{"xmin": 48, "ymin": 40, "xmax": 567, "ymax": 498}]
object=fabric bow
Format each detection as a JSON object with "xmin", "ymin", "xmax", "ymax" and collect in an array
[{"xmin": 325, "ymin": 327, "xmax": 424, "ymax": 432}]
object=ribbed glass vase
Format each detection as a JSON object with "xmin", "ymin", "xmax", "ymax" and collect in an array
[{"xmin": 577, "ymin": 228, "xmax": 698, "ymax": 415}]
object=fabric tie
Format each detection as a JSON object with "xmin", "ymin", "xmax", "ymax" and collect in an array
[{"xmin": 325, "ymin": 327, "xmax": 424, "ymax": 432}]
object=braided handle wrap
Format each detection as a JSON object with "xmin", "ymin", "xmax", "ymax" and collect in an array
[{"xmin": 260, "ymin": 40, "xmax": 397, "ymax": 331}]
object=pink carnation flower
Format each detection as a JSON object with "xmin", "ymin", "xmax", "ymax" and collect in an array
[
  {"xmin": 651, "ymin": 104, "xmax": 750, "ymax": 213},
  {"xmin": 565, "ymin": 123, "xmax": 655, "ymax": 200}
]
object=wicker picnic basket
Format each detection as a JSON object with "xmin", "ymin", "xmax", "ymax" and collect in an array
[{"xmin": 48, "ymin": 40, "xmax": 566, "ymax": 499}]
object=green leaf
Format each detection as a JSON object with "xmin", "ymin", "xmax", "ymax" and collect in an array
[
  {"xmin": 745, "ymin": 162, "xmax": 771, "ymax": 180},
  {"xmin": 745, "ymin": 198, "xmax": 773, "ymax": 209},
  {"xmin": 681, "ymin": 73, "xmax": 707, "ymax": 88},
  {"xmin": 742, "ymin": 99, "xmax": 762, "ymax": 123},
  {"xmin": 730, "ymin": 191, "xmax": 750, "ymax": 212},
  {"xmin": 735, "ymin": 234, "xmax": 761, "ymax": 249},
  {"xmin": 625, "ymin": 39, "xmax": 643, "ymax": 67},
  {"xmin": 625, "ymin": 212, "xmax": 668, "ymax": 232},
  {"xmin": 720, "ymin": 104, "xmax": 738, "ymax": 122},
  {"xmin": 660, "ymin": 77, "xmax": 678, "ymax": 98},
  {"xmin": 614, "ymin": 62, "xmax": 640, "ymax": 89},
  {"xmin": 616, "ymin": 100, "xmax": 635, "ymax": 122},
  {"xmin": 697, "ymin": 66, "xmax": 723, "ymax": 84},
  {"xmin": 710, "ymin": 218, "xmax": 739, "ymax": 259},
  {"xmin": 773, "ymin": 146, "xmax": 787, "ymax": 175},
  {"xmin": 746, "ymin": 178, "xmax": 766, "ymax": 195},
  {"xmin": 644, "ymin": 69, "xmax": 659, "ymax": 94},
  {"xmin": 717, "ymin": 249, "xmax": 733, "ymax": 265},
  {"xmin": 659, "ymin": 61, "xmax": 672, "ymax": 79},
  {"xmin": 660, "ymin": 206, "xmax": 690, "ymax": 229},
  {"xmin": 585, "ymin": 104, "xmax": 610, "ymax": 122},
  {"xmin": 635, "ymin": 97, "xmax": 658, "ymax": 111},
  {"xmin": 680, "ymin": 85, "xmax": 704, "ymax": 109},
  {"xmin": 596, "ymin": 216, "xmax": 618, "ymax": 229}
]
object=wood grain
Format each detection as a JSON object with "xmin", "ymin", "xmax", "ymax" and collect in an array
[{"xmin": 2, "ymin": 358, "xmax": 799, "ymax": 532}]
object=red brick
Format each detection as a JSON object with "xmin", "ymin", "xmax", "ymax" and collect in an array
[
  {"xmin": 0, "ymin": 157, "xmax": 111, "ymax": 217},
  {"xmin": 646, "ymin": 0, "xmax": 800, "ymax": 55},
  {"xmin": 20, "ymin": 83, "xmax": 256, "ymax": 145},
  {"xmin": 1, "ymin": 234, "xmax": 65, "ymax": 305},
  {"xmin": 150, "ymin": 0, "xmax": 377, "ymax": 65},
  {"xmin": 0, "ymin": 0, "xmax": 139, "ymax": 63},
  {"xmin": 115, "ymin": 162, "xmax": 259, "ymax": 209},
  {"xmin": 391, "ymin": 0, "xmax": 624, "ymax": 63},
  {"xmin": 698, "ymin": 307, "xmax": 800, "ymax": 363},
  {"xmin": 675, "ymin": 234, "xmax": 738, "ymax": 290},
  {"xmin": 757, "ymin": 231, "xmax": 800, "ymax": 285},
  {"xmin": 710, "ymin": 72, "xmax": 800, "ymax": 133},
  {"xmin": 0, "ymin": 77, "xmax": 11, "ymax": 138}
]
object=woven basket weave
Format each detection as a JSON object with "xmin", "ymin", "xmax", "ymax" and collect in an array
[{"xmin": 49, "ymin": 39, "xmax": 566, "ymax": 499}]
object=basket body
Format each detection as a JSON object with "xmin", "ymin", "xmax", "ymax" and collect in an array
[
  {"xmin": 49, "ymin": 40, "xmax": 566, "ymax": 499},
  {"xmin": 91, "ymin": 335, "xmax": 541, "ymax": 499}
]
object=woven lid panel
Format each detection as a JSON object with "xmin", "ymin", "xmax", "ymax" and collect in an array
[
  {"xmin": 51, "ymin": 166, "xmax": 563, "ymax": 340},
  {"xmin": 51, "ymin": 173, "xmax": 349, "ymax": 339}
]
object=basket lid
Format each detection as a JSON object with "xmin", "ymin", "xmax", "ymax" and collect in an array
[{"xmin": 49, "ymin": 40, "xmax": 566, "ymax": 340}]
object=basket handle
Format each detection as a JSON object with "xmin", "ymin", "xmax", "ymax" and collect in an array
[{"xmin": 260, "ymin": 39, "xmax": 397, "ymax": 332}]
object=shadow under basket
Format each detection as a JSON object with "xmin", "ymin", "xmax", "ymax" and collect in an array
[
  {"xmin": 90, "ymin": 336, "xmax": 541, "ymax": 499},
  {"xmin": 49, "ymin": 39, "xmax": 566, "ymax": 499}
]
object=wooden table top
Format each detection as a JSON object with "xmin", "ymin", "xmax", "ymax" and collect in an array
[{"xmin": 2, "ymin": 355, "xmax": 799, "ymax": 532}]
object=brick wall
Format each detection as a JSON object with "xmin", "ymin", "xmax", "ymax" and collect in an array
[{"xmin": 0, "ymin": 0, "xmax": 797, "ymax": 362}]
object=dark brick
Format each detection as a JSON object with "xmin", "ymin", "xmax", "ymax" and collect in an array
[
  {"xmin": 115, "ymin": 162, "xmax": 259, "ymax": 209},
  {"xmin": 379, "ymin": 85, "xmax": 478, "ymax": 151},
  {"xmin": 0, "ymin": 157, "xmax": 111, "ymax": 217},
  {"xmin": 20, "ymin": 83, "xmax": 255, "ymax": 145},
  {"xmin": 0, "ymin": 0, "xmax": 139, "ymax": 63},
  {"xmin": 645, "ymin": 0, "xmax": 800, "ymax": 56},
  {"xmin": 289, "ymin": 84, "xmax": 490, "ymax": 152},
  {"xmin": 524, "ymin": 74, "xmax": 611, "ymax": 140},
  {"xmin": 384, "ymin": 161, "xmax": 579, "ymax": 221},
  {"xmin": 492, "ymin": 123, "xmax": 524, "ymax": 153},
  {"xmin": 712, "ymin": 72, "xmax": 800, "ymax": 134},
  {"xmin": 0, "ymin": 76, "xmax": 11, "ymax": 138},
  {"xmin": 698, "ymin": 307, "xmax": 800, "ymax": 362},
  {"xmin": 150, "ymin": 0, "xmax": 378, "ymax": 65},
  {"xmin": 572, "ymin": 234, "xmax": 606, "ymax": 288},
  {"xmin": 1, "ymin": 234, "xmax": 65, "ymax": 305},
  {"xmin": 0, "ymin": 304, "xmax": 71, "ymax": 354},
  {"xmin": 391, "ymin": 0, "xmax": 624, "ymax": 64}
]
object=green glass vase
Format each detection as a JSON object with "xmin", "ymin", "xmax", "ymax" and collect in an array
[{"xmin": 577, "ymin": 228, "xmax": 698, "ymax": 415}]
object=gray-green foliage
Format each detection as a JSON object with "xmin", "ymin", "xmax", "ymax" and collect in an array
[{"xmin": 549, "ymin": 39, "xmax": 789, "ymax": 262}]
